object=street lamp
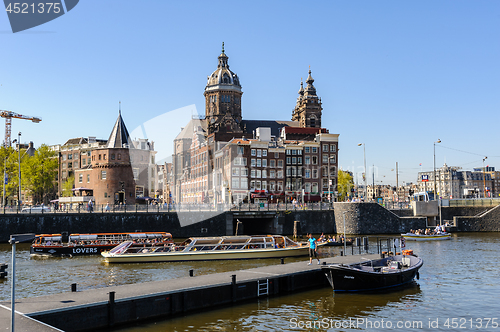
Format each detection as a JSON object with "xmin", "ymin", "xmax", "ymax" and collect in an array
[
  {"xmin": 16, "ymin": 132, "xmax": 22, "ymax": 210},
  {"xmin": 327, "ymin": 155, "xmax": 335, "ymax": 203},
  {"xmin": 358, "ymin": 143, "xmax": 366, "ymax": 201},
  {"xmin": 483, "ymin": 156, "xmax": 488, "ymax": 198},
  {"xmin": 433, "ymin": 139, "xmax": 441, "ymax": 201}
]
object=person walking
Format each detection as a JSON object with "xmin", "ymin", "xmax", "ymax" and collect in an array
[{"xmin": 308, "ymin": 233, "xmax": 320, "ymax": 265}]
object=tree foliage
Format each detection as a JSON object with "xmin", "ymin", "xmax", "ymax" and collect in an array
[
  {"xmin": 61, "ymin": 174, "xmax": 75, "ymax": 197},
  {"xmin": 21, "ymin": 144, "xmax": 59, "ymax": 204},
  {"xmin": 337, "ymin": 169, "xmax": 354, "ymax": 202}
]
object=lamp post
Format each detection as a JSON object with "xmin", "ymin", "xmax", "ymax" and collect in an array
[
  {"xmin": 482, "ymin": 158, "xmax": 487, "ymax": 197},
  {"xmin": 17, "ymin": 132, "xmax": 22, "ymax": 210},
  {"xmin": 358, "ymin": 143, "xmax": 366, "ymax": 201},
  {"xmin": 327, "ymin": 155, "xmax": 335, "ymax": 203},
  {"xmin": 433, "ymin": 139, "xmax": 441, "ymax": 201}
]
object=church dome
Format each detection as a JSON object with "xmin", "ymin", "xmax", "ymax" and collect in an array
[{"xmin": 205, "ymin": 43, "xmax": 241, "ymax": 92}]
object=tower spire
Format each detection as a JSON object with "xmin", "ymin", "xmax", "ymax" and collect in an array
[
  {"xmin": 119, "ymin": 101, "xmax": 121, "ymax": 115},
  {"xmin": 222, "ymin": 41, "xmax": 225, "ymax": 54}
]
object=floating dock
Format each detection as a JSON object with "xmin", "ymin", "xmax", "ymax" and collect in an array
[{"xmin": 0, "ymin": 254, "xmax": 379, "ymax": 332}]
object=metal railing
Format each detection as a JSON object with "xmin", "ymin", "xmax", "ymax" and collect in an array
[
  {"xmin": 2, "ymin": 202, "xmax": 337, "ymax": 214},
  {"xmin": 448, "ymin": 198, "xmax": 500, "ymax": 207}
]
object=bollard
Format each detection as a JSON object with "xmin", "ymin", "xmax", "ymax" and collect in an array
[
  {"xmin": 189, "ymin": 269, "xmax": 194, "ymax": 277},
  {"xmin": 231, "ymin": 274, "xmax": 236, "ymax": 285},
  {"xmin": 71, "ymin": 283, "xmax": 77, "ymax": 292},
  {"xmin": 280, "ymin": 258, "xmax": 284, "ymax": 265},
  {"xmin": 108, "ymin": 291, "xmax": 115, "ymax": 326},
  {"xmin": 340, "ymin": 250, "xmax": 343, "ymax": 256}
]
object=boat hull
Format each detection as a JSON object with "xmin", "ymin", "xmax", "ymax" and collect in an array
[
  {"xmin": 322, "ymin": 256, "xmax": 423, "ymax": 292},
  {"xmin": 30, "ymin": 245, "xmax": 116, "ymax": 256},
  {"xmin": 401, "ymin": 233, "xmax": 451, "ymax": 241},
  {"xmin": 102, "ymin": 247, "xmax": 309, "ymax": 263}
]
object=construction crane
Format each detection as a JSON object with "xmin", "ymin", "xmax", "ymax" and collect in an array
[{"xmin": 0, "ymin": 110, "xmax": 42, "ymax": 147}]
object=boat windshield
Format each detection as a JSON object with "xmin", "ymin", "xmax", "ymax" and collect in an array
[{"xmin": 109, "ymin": 241, "xmax": 133, "ymax": 255}]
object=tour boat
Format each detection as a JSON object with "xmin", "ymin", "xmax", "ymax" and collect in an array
[
  {"xmin": 30, "ymin": 232, "xmax": 173, "ymax": 256},
  {"xmin": 101, "ymin": 235, "xmax": 309, "ymax": 263},
  {"xmin": 401, "ymin": 233, "xmax": 451, "ymax": 241},
  {"xmin": 322, "ymin": 252, "xmax": 423, "ymax": 292}
]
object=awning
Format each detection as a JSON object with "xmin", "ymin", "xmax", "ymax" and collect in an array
[{"xmin": 72, "ymin": 187, "xmax": 93, "ymax": 191}]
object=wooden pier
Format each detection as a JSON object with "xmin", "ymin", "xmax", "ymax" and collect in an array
[{"xmin": 0, "ymin": 253, "xmax": 379, "ymax": 332}]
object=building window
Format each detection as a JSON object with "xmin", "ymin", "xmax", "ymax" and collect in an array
[
  {"xmin": 312, "ymin": 156, "xmax": 318, "ymax": 165},
  {"xmin": 262, "ymin": 170, "xmax": 267, "ymax": 178},
  {"xmin": 232, "ymin": 178, "xmax": 239, "ymax": 189},
  {"xmin": 82, "ymin": 158, "xmax": 86, "ymax": 166},
  {"xmin": 270, "ymin": 181, "xmax": 276, "ymax": 191},
  {"xmin": 305, "ymin": 169, "xmax": 311, "ymax": 179},
  {"xmin": 101, "ymin": 170, "xmax": 107, "ymax": 180},
  {"xmin": 251, "ymin": 149, "xmax": 256, "ymax": 156},
  {"xmin": 257, "ymin": 149, "xmax": 261, "ymax": 157},
  {"xmin": 68, "ymin": 162, "xmax": 72, "ymax": 168},
  {"xmin": 277, "ymin": 181, "xmax": 283, "ymax": 191},
  {"xmin": 111, "ymin": 154, "xmax": 115, "ymax": 160},
  {"xmin": 277, "ymin": 170, "xmax": 283, "ymax": 178},
  {"xmin": 298, "ymin": 157, "xmax": 302, "ymax": 164},
  {"xmin": 232, "ymin": 168, "xmax": 240, "ymax": 176},
  {"xmin": 238, "ymin": 147, "xmax": 244, "ymax": 155},
  {"xmin": 312, "ymin": 147, "xmax": 317, "ymax": 153},
  {"xmin": 251, "ymin": 159, "xmax": 256, "ymax": 167},
  {"xmin": 257, "ymin": 159, "xmax": 262, "ymax": 167},
  {"xmin": 275, "ymin": 152, "xmax": 279, "ymax": 158},
  {"xmin": 241, "ymin": 177, "xmax": 248, "ymax": 189},
  {"xmin": 87, "ymin": 174, "xmax": 90, "ymax": 183},
  {"xmin": 262, "ymin": 181, "xmax": 267, "ymax": 190},
  {"xmin": 313, "ymin": 169, "xmax": 318, "ymax": 178},
  {"xmin": 323, "ymin": 155, "xmax": 329, "ymax": 164},
  {"xmin": 256, "ymin": 170, "xmax": 261, "ymax": 178},
  {"xmin": 330, "ymin": 144, "xmax": 336, "ymax": 152},
  {"xmin": 103, "ymin": 154, "xmax": 107, "ymax": 160},
  {"xmin": 292, "ymin": 150, "xmax": 297, "ymax": 155},
  {"xmin": 323, "ymin": 145, "xmax": 329, "ymax": 152},
  {"xmin": 269, "ymin": 159, "xmax": 275, "ymax": 168},
  {"xmin": 79, "ymin": 174, "xmax": 83, "ymax": 183},
  {"xmin": 305, "ymin": 147, "xmax": 310, "ymax": 153},
  {"xmin": 292, "ymin": 157, "xmax": 296, "ymax": 165},
  {"xmin": 262, "ymin": 150, "xmax": 267, "ymax": 157},
  {"xmin": 241, "ymin": 168, "xmax": 248, "ymax": 176},
  {"xmin": 251, "ymin": 170, "xmax": 256, "ymax": 178},
  {"xmin": 286, "ymin": 150, "xmax": 291, "ymax": 155},
  {"xmin": 262, "ymin": 159, "xmax": 267, "ymax": 167},
  {"xmin": 305, "ymin": 156, "xmax": 310, "ymax": 165},
  {"xmin": 270, "ymin": 169, "xmax": 276, "ymax": 178},
  {"xmin": 277, "ymin": 160, "xmax": 283, "ymax": 168},
  {"xmin": 286, "ymin": 157, "xmax": 291, "ymax": 165},
  {"xmin": 62, "ymin": 163, "xmax": 66, "ymax": 169},
  {"xmin": 68, "ymin": 154, "xmax": 73, "ymax": 160},
  {"xmin": 88, "ymin": 158, "xmax": 91, "ymax": 164},
  {"xmin": 104, "ymin": 192, "xmax": 108, "ymax": 198},
  {"xmin": 118, "ymin": 154, "xmax": 121, "ymax": 160}
]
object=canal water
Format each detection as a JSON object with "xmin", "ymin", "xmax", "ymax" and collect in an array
[{"xmin": 1, "ymin": 233, "xmax": 499, "ymax": 331}]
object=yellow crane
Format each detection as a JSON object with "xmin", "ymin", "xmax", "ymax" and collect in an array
[{"xmin": 0, "ymin": 110, "xmax": 42, "ymax": 147}]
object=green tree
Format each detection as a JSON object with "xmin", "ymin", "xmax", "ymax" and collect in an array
[
  {"xmin": 337, "ymin": 169, "xmax": 354, "ymax": 202},
  {"xmin": 0, "ymin": 146, "xmax": 22, "ymax": 206},
  {"xmin": 61, "ymin": 174, "xmax": 75, "ymax": 197},
  {"xmin": 22, "ymin": 144, "xmax": 59, "ymax": 204}
]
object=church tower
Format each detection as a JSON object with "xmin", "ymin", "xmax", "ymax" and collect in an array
[
  {"xmin": 204, "ymin": 43, "xmax": 243, "ymax": 134},
  {"xmin": 292, "ymin": 68, "xmax": 322, "ymax": 128}
]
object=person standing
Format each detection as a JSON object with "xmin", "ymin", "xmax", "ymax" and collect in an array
[{"xmin": 308, "ymin": 233, "xmax": 320, "ymax": 265}]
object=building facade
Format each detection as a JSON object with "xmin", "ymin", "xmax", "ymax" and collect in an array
[{"xmin": 171, "ymin": 46, "xmax": 339, "ymax": 205}]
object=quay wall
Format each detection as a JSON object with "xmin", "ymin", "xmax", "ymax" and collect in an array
[
  {"xmin": 333, "ymin": 203, "xmax": 426, "ymax": 235},
  {"xmin": 0, "ymin": 212, "xmax": 231, "ymax": 242},
  {"xmin": 1, "ymin": 204, "xmax": 498, "ymax": 242},
  {"xmin": 454, "ymin": 205, "xmax": 500, "ymax": 232}
]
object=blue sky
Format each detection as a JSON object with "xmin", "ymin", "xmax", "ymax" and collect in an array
[{"xmin": 1, "ymin": 1, "xmax": 499, "ymax": 185}]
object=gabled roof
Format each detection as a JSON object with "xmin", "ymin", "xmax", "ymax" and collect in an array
[{"xmin": 107, "ymin": 111, "xmax": 132, "ymax": 148}]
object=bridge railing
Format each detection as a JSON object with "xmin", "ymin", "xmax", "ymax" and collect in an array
[
  {"xmin": 448, "ymin": 198, "xmax": 500, "ymax": 207},
  {"xmin": 3, "ymin": 202, "xmax": 336, "ymax": 214}
]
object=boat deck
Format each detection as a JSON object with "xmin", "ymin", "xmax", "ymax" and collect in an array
[{"xmin": 0, "ymin": 253, "xmax": 379, "ymax": 331}]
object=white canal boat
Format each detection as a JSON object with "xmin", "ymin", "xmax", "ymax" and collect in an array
[
  {"xmin": 101, "ymin": 235, "xmax": 309, "ymax": 263},
  {"xmin": 401, "ymin": 233, "xmax": 451, "ymax": 241}
]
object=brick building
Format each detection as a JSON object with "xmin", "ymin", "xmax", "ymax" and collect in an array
[{"xmin": 172, "ymin": 45, "xmax": 340, "ymax": 205}]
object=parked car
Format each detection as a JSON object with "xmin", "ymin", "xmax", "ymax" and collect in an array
[{"xmin": 21, "ymin": 206, "xmax": 51, "ymax": 213}]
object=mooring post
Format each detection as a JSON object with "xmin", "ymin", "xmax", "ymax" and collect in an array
[
  {"xmin": 71, "ymin": 283, "xmax": 77, "ymax": 292},
  {"xmin": 108, "ymin": 291, "xmax": 115, "ymax": 327},
  {"xmin": 280, "ymin": 258, "xmax": 284, "ymax": 264},
  {"xmin": 189, "ymin": 269, "xmax": 194, "ymax": 277},
  {"xmin": 231, "ymin": 274, "xmax": 237, "ymax": 303}
]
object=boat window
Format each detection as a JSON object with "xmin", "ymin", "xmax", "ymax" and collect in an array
[{"xmin": 79, "ymin": 235, "xmax": 98, "ymax": 241}]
